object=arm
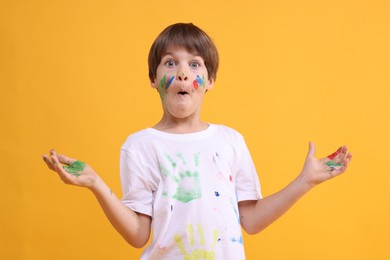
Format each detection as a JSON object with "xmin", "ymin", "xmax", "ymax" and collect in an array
[
  {"xmin": 42, "ymin": 150, "xmax": 151, "ymax": 248},
  {"xmin": 238, "ymin": 142, "xmax": 352, "ymax": 235}
]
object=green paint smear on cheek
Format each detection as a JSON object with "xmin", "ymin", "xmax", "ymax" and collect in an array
[
  {"xmin": 63, "ymin": 161, "xmax": 86, "ymax": 177},
  {"xmin": 158, "ymin": 75, "xmax": 168, "ymax": 100}
]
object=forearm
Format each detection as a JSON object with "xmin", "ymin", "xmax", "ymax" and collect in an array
[
  {"xmin": 89, "ymin": 176, "xmax": 151, "ymax": 248},
  {"xmin": 240, "ymin": 174, "xmax": 314, "ymax": 234},
  {"xmin": 240, "ymin": 142, "xmax": 352, "ymax": 234}
]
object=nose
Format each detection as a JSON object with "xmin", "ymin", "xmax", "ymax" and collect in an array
[{"xmin": 176, "ymin": 72, "xmax": 188, "ymax": 81}]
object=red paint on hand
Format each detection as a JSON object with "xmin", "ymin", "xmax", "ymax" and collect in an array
[{"xmin": 327, "ymin": 147, "xmax": 342, "ymax": 160}]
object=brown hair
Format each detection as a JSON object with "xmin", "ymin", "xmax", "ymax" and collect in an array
[{"xmin": 148, "ymin": 23, "xmax": 219, "ymax": 82}]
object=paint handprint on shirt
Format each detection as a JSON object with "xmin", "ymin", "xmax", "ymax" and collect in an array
[
  {"xmin": 159, "ymin": 152, "xmax": 202, "ymax": 203},
  {"xmin": 174, "ymin": 224, "xmax": 219, "ymax": 260}
]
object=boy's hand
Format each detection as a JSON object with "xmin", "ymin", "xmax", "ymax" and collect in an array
[
  {"xmin": 300, "ymin": 142, "xmax": 352, "ymax": 187},
  {"xmin": 42, "ymin": 150, "xmax": 98, "ymax": 189}
]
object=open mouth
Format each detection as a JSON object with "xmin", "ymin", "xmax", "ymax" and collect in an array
[{"xmin": 178, "ymin": 91, "xmax": 188, "ymax": 95}]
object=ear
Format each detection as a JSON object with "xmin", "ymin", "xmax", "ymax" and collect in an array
[
  {"xmin": 206, "ymin": 78, "xmax": 215, "ymax": 91},
  {"xmin": 151, "ymin": 78, "xmax": 157, "ymax": 89}
]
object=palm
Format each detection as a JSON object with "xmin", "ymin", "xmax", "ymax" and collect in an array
[
  {"xmin": 43, "ymin": 150, "xmax": 98, "ymax": 188},
  {"xmin": 301, "ymin": 142, "xmax": 352, "ymax": 186}
]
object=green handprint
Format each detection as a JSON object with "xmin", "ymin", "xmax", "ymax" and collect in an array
[
  {"xmin": 172, "ymin": 170, "xmax": 201, "ymax": 203},
  {"xmin": 174, "ymin": 224, "xmax": 219, "ymax": 260},
  {"xmin": 159, "ymin": 152, "xmax": 202, "ymax": 203}
]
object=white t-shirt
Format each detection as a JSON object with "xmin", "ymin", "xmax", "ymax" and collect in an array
[{"xmin": 120, "ymin": 124, "xmax": 262, "ymax": 259}]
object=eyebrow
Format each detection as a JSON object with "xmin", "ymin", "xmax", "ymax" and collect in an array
[{"xmin": 162, "ymin": 50, "xmax": 201, "ymax": 58}]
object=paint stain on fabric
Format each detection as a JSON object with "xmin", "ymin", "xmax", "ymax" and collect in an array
[
  {"xmin": 229, "ymin": 197, "xmax": 240, "ymax": 224},
  {"xmin": 158, "ymin": 244, "xmax": 168, "ymax": 251},
  {"xmin": 197, "ymin": 224, "xmax": 206, "ymax": 245},
  {"xmin": 159, "ymin": 163, "xmax": 170, "ymax": 177},
  {"xmin": 194, "ymin": 153, "xmax": 200, "ymax": 166},
  {"xmin": 160, "ymin": 152, "xmax": 202, "ymax": 203},
  {"xmin": 62, "ymin": 160, "xmax": 86, "ymax": 177},
  {"xmin": 214, "ymin": 191, "xmax": 220, "ymax": 197},
  {"xmin": 164, "ymin": 154, "xmax": 177, "ymax": 168},
  {"xmin": 174, "ymin": 224, "xmax": 219, "ymax": 259},
  {"xmin": 173, "ymin": 170, "xmax": 201, "ymax": 203},
  {"xmin": 230, "ymin": 236, "xmax": 244, "ymax": 245},
  {"xmin": 213, "ymin": 152, "xmax": 234, "ymax": 183},
  {"xmin": 187, "ymin": 224, "xmax": 196, "ymax": 246},
  {"xmin": 176, "ymin": 153, "xmax": 186, "ymax": 165}
]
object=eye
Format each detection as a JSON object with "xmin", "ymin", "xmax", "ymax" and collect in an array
[
  {"xmin": 190, "ymin": 61, "xmax": 200, "ymax": 68},
  {"xmin": 165, "ymin": 59, "xmax": 177, "ymax": 67}
]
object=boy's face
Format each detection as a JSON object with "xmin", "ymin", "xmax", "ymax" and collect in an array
[{"xmin": 151, "ymin": 46, "xmax": 214, "ymax": 120}]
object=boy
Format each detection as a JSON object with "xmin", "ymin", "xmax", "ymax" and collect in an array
[{"xmin": 43, "ymin": 23, "xmax": 352, "ymax": 259}]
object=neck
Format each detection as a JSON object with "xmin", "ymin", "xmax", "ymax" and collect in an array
[{"xmin": 153, "ymin": 115, "xmax": 209, "ymax": 134}]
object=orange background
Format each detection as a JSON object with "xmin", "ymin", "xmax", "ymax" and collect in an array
[{"xmin": 1, "ymin": 0, "xmax": 389, "ymax": 259}]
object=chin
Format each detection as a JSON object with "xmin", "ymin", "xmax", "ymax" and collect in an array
[{"xmin": 171, "ymin": 111, "xmax": 193, "ymax": 119}]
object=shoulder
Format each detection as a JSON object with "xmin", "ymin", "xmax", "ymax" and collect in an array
[
  {"xmin": 211, "ymin": 124, "xmax": 245, "ymax": 141},
  {"xmin": 121, "ymin": 128, "xmax": 154, "ymax": 151}
]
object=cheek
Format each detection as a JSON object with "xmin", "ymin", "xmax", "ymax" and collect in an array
[
  {"xmin": 166, "ymin": 75, "xmax": 174, "ymax": 88},
  {"xmin": 193, "ymin": 80, "xmax": 199, "ymax": 90},
  {"xmin": 193, "ymin": 75, "xmax": 206, "ymax": 90},
  {"xmin": 158, "ymin": 75, "xmax": 175, "ymax": 92}
]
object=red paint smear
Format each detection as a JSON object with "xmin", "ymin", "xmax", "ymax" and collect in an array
[
  {"xmin": 327, "ymin": 147, "xmax": 342, "ymax": 159},
  {"xmin": 229, "ymin": 175, "xmax": 233, "ymax": 182},
  {"xmin": 193, "ymin": 80, "xmax": 199, "ymax": 90}
]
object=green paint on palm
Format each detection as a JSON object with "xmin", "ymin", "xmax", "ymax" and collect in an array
[
  {"xmin": 63, "ymin": 160, "xmax": 86, "ymax": 177},
  {"xmin": 325, "ymin": 161, "xmax": 343, "ymax": 167}
]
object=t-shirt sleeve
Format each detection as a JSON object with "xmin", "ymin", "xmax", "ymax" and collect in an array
[
  {"xmin": 234, "ymin": 135, "xmax": 262, "ymax": 202},
  {"xmin": 120, "ymin": 148, "xmax": 156, "ymax": 217}
]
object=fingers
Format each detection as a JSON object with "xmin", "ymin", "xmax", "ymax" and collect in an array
[
  {"xmin": 49, "ymin": 150, "xmax": 63, "ymax": 174},
  {"xmin": 42, "ymin": 150, "xmax": 77, "ymax": 168},
  {"xmin": 327, "ymin": 150, "xmax": 352, "ymax": 174},
  {"xmin": 340, "ymin": 152, "xmax": 352, "ymax": 171},
  {"xmin": 42, "ymin": 150, "xmax": 77, "ymax": 181},
  {"xmin": 327, "ymin": 145, "xmax": 350, "ymax": 163},
  {"xmin": 42, "ymin": 154, "xmax": 55, "ymax": 171},
  {"xmin": 42, "ymin": 149, "xmax": 61, "ymax": 171},
  {"xmin": 327, "ymin": 147, "xmax": 342, "ymax": 160},
  {"xmin": 307, "ymin": 141, "xmax": 316, "ymax": 158},
  {"xmin": 48, "ymin": 150, "xmax": 77, "ymax": 184},
  {"xmin": 57, "ymin": 153, "xmax": 77, "ymax": 166},
  {"xmin": 42, "ymin": 150, "xmax": 96, "ymax": 188}
]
